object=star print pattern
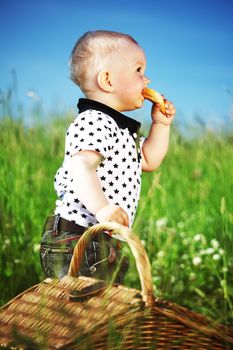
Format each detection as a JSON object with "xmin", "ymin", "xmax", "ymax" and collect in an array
[{"xmin": 54, "ymin": 103, "xmax": 144, "ymax": 228}]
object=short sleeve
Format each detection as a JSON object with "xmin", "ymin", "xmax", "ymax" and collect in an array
[
  {"xmin": 139, "ymin": 136, "xmax": 145, "ymax": 150},
  {"xmin": 65, "ymin": 110, "xmax": 117, "ymax": 158}
]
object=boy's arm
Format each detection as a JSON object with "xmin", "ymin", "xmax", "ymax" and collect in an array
[
  {"xmin": 141, "ymin": 100, "xmax": 176, "ymax": 172},
  {"xmin": 69, "ymin": 150, "xmax": 129, "ymax": 226}
]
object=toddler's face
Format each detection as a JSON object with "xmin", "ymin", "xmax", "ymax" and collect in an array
[{"xmin": 111, "ymin": 41, "xmax": 150, "ymax": 112}]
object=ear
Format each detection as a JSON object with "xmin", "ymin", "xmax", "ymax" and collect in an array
[{"xmin": 97, "ymin": 70, "xmax": 114, "ymax": 92}]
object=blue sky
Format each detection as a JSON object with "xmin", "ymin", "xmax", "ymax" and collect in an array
[{"xmin": 1, "ymin": 0, "xmax": 233, "ymax": 127}]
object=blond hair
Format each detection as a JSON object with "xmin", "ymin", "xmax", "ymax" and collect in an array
[{"xmin": 69, "ymin": 30, "xmax": 138, "ymax": 92}]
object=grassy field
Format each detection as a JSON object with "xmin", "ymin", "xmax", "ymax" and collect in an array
[{"xmin": 0, "ymin": 111, "xmax": 232, "ymax": 325}]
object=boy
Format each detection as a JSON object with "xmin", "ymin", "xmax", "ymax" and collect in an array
[{"xmin": 40, "ymin": 30, "xmax": 176, "ymax": 283}]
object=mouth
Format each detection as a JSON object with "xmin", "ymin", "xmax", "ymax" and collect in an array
[{"xmin": 141, "ymin": 89, "xmax": 146, "ymax": 98}]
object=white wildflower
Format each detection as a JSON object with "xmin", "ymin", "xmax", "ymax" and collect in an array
[
  {"xmin": 14, "ymin": 259, "xmax": 21, "ymax": 264},
  {"xmin": 205, "ymin": 247, "xmax": 214, "ymax": 255},
  {"xmin": 199, "ymin": 249, "xmax": 206, "ymax": 255},
  {"xmin": 155, "ymin": 217, "xmax": 167, "ymax": 229},
  {"xmin": 211, "ymin": 239, "xmax": 219, "ymax": 249},
  {"xmin": 219, "ymin": 249, "xmax": 225, "ymax": 255},
  {"xmin": 182, "ymin": 254, "xmax": 188, "ymax": 260},
  {"xmin": 177, "ymin": 222, "xmax": 185, "ymax": 229},
  {"xmin": 157, "ymin": 250, "xmax": 165, "ymax": 258},
  {"xmin": 192, "ymin": 256, "xmax": 202, "ymax": 266},
  {"xmin": 179, "ymin": 231, "xmax": 186, "ymax": 238},
  {"xmin": 33, "ymin": 243, "xmax": 41, "ymax": 253},
  {"xmin": 194, "ymin": 233, "xmax": 206, "ymax": 244},
  {"xmin": 153, "ymin": 276, "xmax": 160, "ymax": 283},
  {"xmin": 183, "ymin": 238, "xmax": 190, "ymax": 245},
  {"xmin": 179, "ymin": 263, "xmax": 185, "ymax": 269},
  {"xmin": 220, "ymin": 280, "xmax": 226, "ymax": 288},
  {"xmin": 4, "ymin": 239, "xmax": 10, "ymax": 245},
  {"xmin": 141, "ymin": 240, "xmax": 146, "ymax": 247},
  {"xmin": 170, "ymin": 276, "xmax": 176, "ymax": 283},
  {"xmin": 189, "ymin": 272, "xmax": 196, "ymax": 280},
  {"xmin": 213, "ymin": 254, "xmax": 220, "ymax": 261}
]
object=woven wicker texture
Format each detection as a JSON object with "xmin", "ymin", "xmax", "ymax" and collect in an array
[{"xmin": 0, "ymin": 223, "xmax": 232, "ymax": 349}]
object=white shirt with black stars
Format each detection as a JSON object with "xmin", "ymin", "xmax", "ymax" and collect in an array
[{"xmin": 54, "ymin": 99, "xmax": 144, "ymax": 228}]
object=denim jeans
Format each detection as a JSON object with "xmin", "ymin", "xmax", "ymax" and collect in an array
[{"xmin": 40, "ymin": 216, "xmax": 129, "ymax": 284}]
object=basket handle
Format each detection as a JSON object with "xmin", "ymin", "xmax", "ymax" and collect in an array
[{"xmin": 68, "ymin": 222, "xmax": 154, "ymax": 306}]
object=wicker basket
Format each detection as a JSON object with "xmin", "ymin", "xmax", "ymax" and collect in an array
[{"xmin": 0, "ymin": 223, "xmax": 232, "ymax": 349}]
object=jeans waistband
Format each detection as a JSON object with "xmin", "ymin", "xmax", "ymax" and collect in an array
[{"xmin": 44, "ymin": 215, "xmax": 87, "ymax": 236}]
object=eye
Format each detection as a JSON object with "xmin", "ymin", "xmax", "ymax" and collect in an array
[{"xmin": 137, "ymin": 67, "xmax": 142, "ymax": 73}]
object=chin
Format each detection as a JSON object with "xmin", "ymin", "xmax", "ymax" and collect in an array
[
  {"xmin": 125, "ymin": 104, "xmax": 142, "ymax": 112},
  {"xmin": 122, "ymin": 99, "xmax": 144, "ymax": 111},
  {"xmin": 135, "ymin": 99, "xmax": 144, "ymax": 109}
]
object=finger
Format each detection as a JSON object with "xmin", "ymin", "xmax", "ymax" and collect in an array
[
  {"xmin": 166, "ymin": 108, "xmax": 176, "ymax": 117},
  {"xmin": 164, "ymin": 103, "xmax": 176, "ymax": 116},
  {"xmin": 108, "ymin": 213, "xmax": 124, "ymax": 226},
  {"xmin": 151, "ymin": 104, "xmax": 162, "ymax": 116},
  {"xmin": 118, "ymin": 214, "xmax": 127, "ymax": 226},
  {"xmin": 164, "ymin": 101, "xmax": 172, "ymax": 109},
  {"xmin": 112, "ymin": 211, "xmax": 128, "ymax": 226},
  {"xmin": 121, "ymin": 212, "xmax": 129, "ymax": 227},
  {"xmin": 122, "ymin": 216, "xmax": 129, "ymax": 227},
  {"xmin": 114, "ymin": 216, "xmax": 125, "ymax": 226}
]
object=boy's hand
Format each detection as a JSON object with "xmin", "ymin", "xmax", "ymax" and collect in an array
[
  {"xmin": 151, "ymin": 99, "xmax": 176, "ymax": 126},
  {"xmin": 96, "ymin": 204, "xmax": 129, "ymax": 227}
]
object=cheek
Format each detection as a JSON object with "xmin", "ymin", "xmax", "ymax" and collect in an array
[
  {"xmin": 134, "ymin": 75, "xmax": 144, "ymax": 87},
  {"xmin": 128, "ymin": 82, "xmax": 142, "ymax": 98},
  {"xmin": 133, "ymin": 79, "xmax": 144, "ymax": 95},
  {"xmin": 117, "ymin": 75, "xmax": 142, "ymax": 99}
]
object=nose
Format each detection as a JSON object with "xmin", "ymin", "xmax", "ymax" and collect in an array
[{"xmin": 144, "ymin": 76, "xmax": 151, "ymax": 86}]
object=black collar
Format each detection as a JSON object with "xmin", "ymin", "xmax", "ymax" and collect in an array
[{"xmin": 77, "ymin": 98, "xmax": 141, "ymax": 136}]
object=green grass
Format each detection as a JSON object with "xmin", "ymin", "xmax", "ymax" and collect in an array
[
  {"xmin": 126, "ymin": 128, "xmax": 233, "ymax": 324},
  {"xmin": 0, "ymin": 112, "xmax": 232, "ymax": 325}
]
